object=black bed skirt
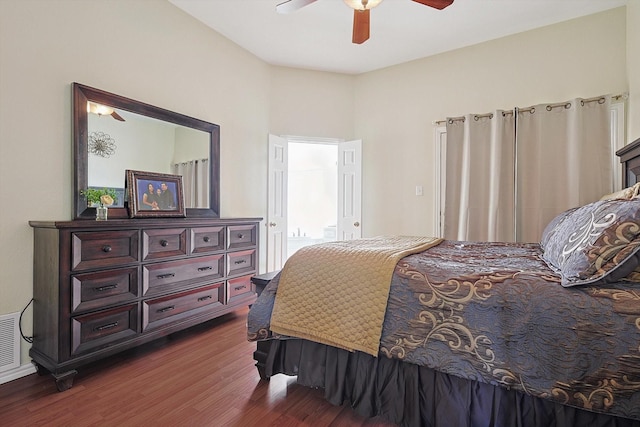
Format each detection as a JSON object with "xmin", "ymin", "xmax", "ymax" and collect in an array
[{"xmin": 259, "ymin": 339, "xmax": 640, "ymax": 427}]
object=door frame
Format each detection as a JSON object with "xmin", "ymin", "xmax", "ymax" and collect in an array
[{"xmin": 266, "ymin": 135, "xmax": 362, "ymax": 271}]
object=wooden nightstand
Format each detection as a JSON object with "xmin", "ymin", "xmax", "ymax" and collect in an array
[{"xmin": 251, "ymin": 271, "xmax": 279, "ymax": 296}]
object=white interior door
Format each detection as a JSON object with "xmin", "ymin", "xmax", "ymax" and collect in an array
[
  {"xmin": 267, "ymin": 134, "xmax": 288, "ymax": 271},
  {"xmin": 337, "ymin": 139, "xmax": 362, "ymax": 240}
]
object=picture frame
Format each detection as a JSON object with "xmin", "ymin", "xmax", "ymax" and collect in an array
[{"xmin": 126, "ymin": 170, "xmax": 185, "ymax": 218}]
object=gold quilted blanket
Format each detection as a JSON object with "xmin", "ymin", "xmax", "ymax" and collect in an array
[{"xmin": 269, "ymin": 236, "xmax": 443, "ymax": 356}]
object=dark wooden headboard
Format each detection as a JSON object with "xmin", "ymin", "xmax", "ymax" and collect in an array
[{"xmin": 616, "ymin": 137, "xmax": 640, "ymax": 187}]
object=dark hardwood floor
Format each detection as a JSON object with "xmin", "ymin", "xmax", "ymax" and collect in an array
[{"xmin": 0, "ymin": 307, "xmax": 396, "ymax": 426}]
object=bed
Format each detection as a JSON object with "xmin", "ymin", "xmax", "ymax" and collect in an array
[{"xmin": 247, "ymin": 143, "xmax": 640, "ymax": 427}]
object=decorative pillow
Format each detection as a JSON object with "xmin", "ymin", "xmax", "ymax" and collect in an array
[
  {"xmin": 540, "ymin": 206, "xmax": 579, "ymax": 251},
  {"xmin": 599, "ymin": 182, "xmax": 640, "ymax": 201},
  {"xmin": 541, "ymin": 198, "xmax": 640, "ymax": 287}
]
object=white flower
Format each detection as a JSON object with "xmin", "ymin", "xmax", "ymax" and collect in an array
[{"xmin": 100, "ymin": 194, "xmax": 114, "ymax": 206}]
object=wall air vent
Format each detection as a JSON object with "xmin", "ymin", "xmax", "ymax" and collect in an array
[{"xmin": 0, "ymin": 312, "xmax": 20, "ymax": 373}]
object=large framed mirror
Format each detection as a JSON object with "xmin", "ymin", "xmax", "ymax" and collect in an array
[{"xmin": 73, "ymin": 83, "xmax": 220, "ymax": 219}]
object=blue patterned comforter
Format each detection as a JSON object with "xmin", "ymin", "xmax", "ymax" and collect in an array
[{"xmin": 247, "ymin": 240, "xmax": 640, "ymax": 421}]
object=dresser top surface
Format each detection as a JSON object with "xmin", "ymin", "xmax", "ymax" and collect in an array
[{"xmin": 29, "ymin": 217, "xmax": 262, "ymax": 230}]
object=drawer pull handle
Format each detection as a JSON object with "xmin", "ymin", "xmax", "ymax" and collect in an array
[
  {"xmin": 157, "ymin": 305, "xmax": 175, "ymax": 313},
  {"xmin": 234, "ymin": 259, "xmax": 247, "ymax": 265},
  {"xmin": 102, "ymin": 245, "xmax": 112, "ymax": 253},
  {"xmin": 234, "ymin": 285, "xmax": 247, "ymax": 291},
  {"xmin": 160, "ymin": 240, "xmax": 169, "ymax": 247},
  {"xmin": 95, "ymin": 321, "xmax": 118, "ymax": 331},
  {"xmin": 96, "ymin": 284, "xmax": 118, "ymax": 292},
  {"xmin": 197, "ymin": 266, "xmax": 213, "ymax": 271},
  {"xmin": 156, "ymin": 273, "xmax": 175, "ymax": 279},
  {"xmin": 198, "ymin": 295, "xmax": 212, "ymax": 302},
  {"xmin": 237, "ymin": 233, "xmax": 244, "ymax": 239},
  {"xmin": 203, "ymin": 236, "xmax": 210, "ymax": 242}
]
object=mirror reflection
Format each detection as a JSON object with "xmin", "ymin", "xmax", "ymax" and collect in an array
[
  {"xmin": 73, "ymin": 83, "xmax": 221, "ymax": 220},
  {"xmin": 87, "ymin": 108, "xmax": 210, "ymax": 209}
]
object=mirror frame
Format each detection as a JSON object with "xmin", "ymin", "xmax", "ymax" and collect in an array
[{"xmin": 73, "ymin": 83, "xmax": 220, "ymax": 220}]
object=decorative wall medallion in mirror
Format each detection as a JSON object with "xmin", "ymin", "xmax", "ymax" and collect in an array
[{"xmin": 73, "ymin": 82, "xmax": 220, "ymax": 219}]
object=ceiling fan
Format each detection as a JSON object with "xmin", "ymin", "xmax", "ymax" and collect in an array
[{"xmin": 276, "ymin": 0, "xmax": 454, "ymax": 44}]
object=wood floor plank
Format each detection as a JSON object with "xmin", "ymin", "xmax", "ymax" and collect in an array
[{"xmin": 0, "ymin": 308, "xmax": 396, "ymax": 426}]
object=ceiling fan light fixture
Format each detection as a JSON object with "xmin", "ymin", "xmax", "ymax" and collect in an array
[
  {"xmin": 344, "ymin": 0, "xmax": 383, "ymax": 11},
  {"xmin": 87, "ymin": 101, "xmax": 114, "ymax": 117},
  {"xmin": 87, "ymin": 101, "xmax": 126, "ymax": 121}
]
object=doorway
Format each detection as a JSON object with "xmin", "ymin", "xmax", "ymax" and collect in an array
[
  {"xmin": 287, "ymin": 142, "xmax": 338, "ymax": 258},
  {"xmin": 267, "ymin": 135, "xmax": 362, "ymax": 271}
]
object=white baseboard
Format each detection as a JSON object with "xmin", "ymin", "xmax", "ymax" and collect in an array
[{"xmin": 0, "ymin": 362, "xmax": 37, "ymax": 385}]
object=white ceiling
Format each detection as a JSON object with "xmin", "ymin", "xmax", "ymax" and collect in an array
[{"xmin": 169, "ymin": 0, "xmax": 628, "ymax": 75}]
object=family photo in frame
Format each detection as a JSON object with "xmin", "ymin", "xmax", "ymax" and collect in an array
[{"xmin": 126, "ymin": 170, "xmax": 185, "ymax": 218}]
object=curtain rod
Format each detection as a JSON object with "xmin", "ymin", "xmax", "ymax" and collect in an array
[{"xmin": 434, "ymin": 93, "xmax": 628, "ymax": 126}]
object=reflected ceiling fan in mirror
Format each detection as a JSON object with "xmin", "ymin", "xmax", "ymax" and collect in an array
[{"xmin": 276, "ymin": 0, "xmax": 454, "ymax": 44}]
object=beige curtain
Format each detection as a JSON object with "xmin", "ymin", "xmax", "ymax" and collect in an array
[
  {"xmin": 516, "ymin": 97, "xmax": 612, "ymax": 242},
  {"xmin": 173, "ymin": 158, "xmax": 210, "ymax": 208},
  {"xmin": 444, "ymin": 111, "xmax": 515, "ymax": 241},
  {"xmin": 444, "ymin": 96, "xmax": 612, "ymax": 243}
]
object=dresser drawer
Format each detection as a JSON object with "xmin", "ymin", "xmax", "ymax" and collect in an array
[
  {"xmin": 142, "ymin": 228, "xmax": 188, "ymax": 260},
  {"xmin": 72, "ymin": 230, "xmax": 139, "ymax": 271},
  {"xmin": 227, "ymin": 249, "xmax": 256, "ymax": 277},
  {"xmin": 227, "ymin": 274, "xmax": 255, "ymax": 304},
  {"xmin": 227, "ymin": 224, "xmax": 257, "ymax": 250},
  {"xmin": 142, "ymin": 254, "xmax": 224, "ymax": 297},
  {"xmin": 142, "ymin": 282, "xmax": 224, "ymax": 331},
  {"xmin": 71, "ymin": 304, "xmax": 138, "ymax": 355},
  {"xmin": 191, "ymin": 226, "xmax": 225, "ymax": 255},
  {"xmin": 71, "ymin": 267, "xmax": 139, "ymax": 314}
]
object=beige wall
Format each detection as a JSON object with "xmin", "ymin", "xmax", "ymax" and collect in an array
[
  {"xmin": 355, "ymin": 7, "xmax": 629, "ymax": 237},
  {"xmin": 269, "ymin": 66, "xmax": 355, "ymax": 139},
  {"xmin": 0, "ymin": 1, "xmax": 635, "ymax": 369}
]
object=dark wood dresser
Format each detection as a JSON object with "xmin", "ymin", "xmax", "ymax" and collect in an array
[{"xmin": 29, "ymin": 217, "xmax": 260, "ymax": 391}]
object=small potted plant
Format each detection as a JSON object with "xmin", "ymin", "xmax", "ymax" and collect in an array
[{"xmin": 81, "ymin": 187, "xmax": 116, "ymax": 220}]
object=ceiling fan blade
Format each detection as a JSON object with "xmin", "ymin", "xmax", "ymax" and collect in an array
[
  {"xmin": 352, "ymin": 9, "xmax": 370, "ymax": 44},
  {"xmin": 111, "ymin": 111, "xmax": 125, "ymax": 122},
  {"xmin": 276, "ymin": 0, "xmax": 318, "ymax": 14},
  {"xmin": 411, "ymin": 0, "xmax": 454, "ymax": 10}
]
